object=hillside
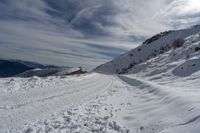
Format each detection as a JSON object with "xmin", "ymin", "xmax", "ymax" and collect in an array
[
  {"xmin": 126, "ymin": 30, "xmax": 200, "ymax": 78},
  {"xmin": 0, "ymin": 59, "xmax": 37, "ymax": 77},
  {"xmin": 92, "ymin": 25, "xmax": 200, "ymax": 133},
  {"xmin": 95, "ymin": 25, "xmax": 200, "ymax": 74},
  {"xmin": 0, "ymin": 59, "xmax": 86, "ymax": 78}
]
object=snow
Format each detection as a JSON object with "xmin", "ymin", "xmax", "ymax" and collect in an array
[
  {"xmin": 3, "ymin": 71, "xmax": 199, "ymax": 133},
  {"xmin": 95, "ymin": 25, "xmax": 200, "ymax": 74},
  {"xmin": 1, "ymin": 26, "xmax": 200, "ymax": 132},
  {"xmin": 0, "ymin": 73, "xmax": 115, "ymax": 132}
]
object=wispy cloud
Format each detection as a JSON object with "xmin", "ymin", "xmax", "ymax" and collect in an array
[{"xmin": 0, "ymin": 0, "xmax": 200, "ymax": 68}]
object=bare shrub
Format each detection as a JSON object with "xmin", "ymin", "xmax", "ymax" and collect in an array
[{"xmin": 172, "ymin": 38, "xmax": 185, "ymax": 49}]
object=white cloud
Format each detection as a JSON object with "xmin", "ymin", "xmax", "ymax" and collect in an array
[
  {"xmin": 0, "ymin": 20, "xmax": 132, "ymax": 69},
  {"xmin": 105, "ymin": 0, "xmax": 200, "ymax": 37},
  {"xmin": 0, "ymin": 0, "xmax": 200, "ymax": 68}
]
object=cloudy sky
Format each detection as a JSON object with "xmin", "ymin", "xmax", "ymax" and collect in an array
[{"xmin": 0, "ymin": 0, "xmax": 200, "ymax": 68}]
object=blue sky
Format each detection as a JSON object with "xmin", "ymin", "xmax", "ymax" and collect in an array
[{"xmin": 0, "ymin": 0, "xmax": 200, "ymax": 68}]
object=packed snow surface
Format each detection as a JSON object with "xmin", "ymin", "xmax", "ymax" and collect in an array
[{"xmin": 1, "ymin": 70, "xmax": 200, "ymax": 133}]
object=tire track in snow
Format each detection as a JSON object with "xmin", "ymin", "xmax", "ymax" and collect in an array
[
  {"xmin": 0, "ymin": 77, "xmax": 109, "ymax": 110},
  {"xmin": 0, "ymin": 74, "xmax": 104, "ymax": 110},
  {"xmin": 0, "ymin": 74, "xmax": 114, "ymax": 132}
]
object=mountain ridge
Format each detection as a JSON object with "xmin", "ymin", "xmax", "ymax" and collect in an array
[
  {"xmin": 95, "ymin": 25, "xmax": 200, "ymax": 74},
  {"xmin": 0, "ymin": 59, "xmax": 86, "ymax": 77}
]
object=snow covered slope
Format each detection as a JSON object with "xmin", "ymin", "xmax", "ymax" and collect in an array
[
  {"xmin": 91, "ymin": 26, "xmax": 200, "ymax": 133},
  {"xmin": 95, "ymin": 25, "xmax": 200, "ymax": 74},
  {"xmin": 127, "ymin": 31, "xmax": 200, "ymax": 78}
]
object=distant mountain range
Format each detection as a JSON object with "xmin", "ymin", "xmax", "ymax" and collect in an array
[
  {"xmin": 0, "ymin": 59, "xmax": 39, "ymax": 77},
  {"xmin": 0, "ymin": 59, "xmax": 86, "ymax": 77}
]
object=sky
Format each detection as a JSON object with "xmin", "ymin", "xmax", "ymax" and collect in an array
[{"xmin": 0, "ymin": 0, "xmax": 200, "ymax": 69}]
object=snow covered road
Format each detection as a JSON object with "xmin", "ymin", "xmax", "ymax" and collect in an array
[
  {"xmin": 0, "ymin": 73, "xmax": 200, "ymax": 133},
  {"xmin": 0, "ymin": 73, "xmax": 114, "ymax": 132}
]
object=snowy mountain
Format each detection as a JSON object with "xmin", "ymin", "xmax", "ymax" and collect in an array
[
  {"xmin": 0, "ymin": 59, "xmax": 86, "ymax": 78},
  {"xmin": 0, "ymin": 59, "xmax": 39, "ymax": 77},
  {"xmin": 0, "ymin": 59, "xmax": 62, "ymax": 77},
  {"xmin": 1, "ymin": 26, "xmax": 200, "ymax": 133},
  {"xmin": 95, "ymin": 25, "xmax": 200, "ymax": 74}
]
